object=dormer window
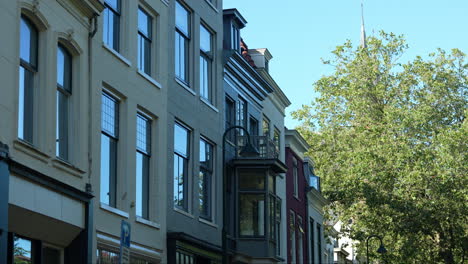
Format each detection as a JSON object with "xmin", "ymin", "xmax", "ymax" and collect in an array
[{"xmin": 231, "ymin": 23, "xmax": 240, "ymax": 52}]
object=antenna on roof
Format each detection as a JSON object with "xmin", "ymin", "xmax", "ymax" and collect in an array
[{"xmin": 360, "ymin": 0, "xmax": 367, "ymax": 48}]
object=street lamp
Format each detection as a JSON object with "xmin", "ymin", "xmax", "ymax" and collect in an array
[
  {"xmin": 366, "ymin": 235, "xmax": 387, "ymax": 263},
  {"xmin": 222, "ymin": 126, "xmax": 260, "ymax": 264}
]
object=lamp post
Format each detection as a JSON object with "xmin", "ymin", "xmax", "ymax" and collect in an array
[
  {"xmin": 366, "ymin": 235, "xmax": 387, "ymax": 263},
  {"xmin": 222, "ymin": 126, "xmax": 260, "ymax": 264}
]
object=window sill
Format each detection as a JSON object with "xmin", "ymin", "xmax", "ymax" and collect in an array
[
  {"xmin": 204, "ymin": 0, "xmax": 219, "ymax": 13},
  {"xmin": 199, "ymin": 217, "xmax": 218, "ymax": 228},
  {"xmin": 175, "ymin": 78, "xmax": 195, "ymax": 96},
  {"xmin": 173, "ymin": 207, "xmax": 194, "ymax": 219},
  {"xmin": 137, "ymin": 70, "xmax": 162, "ymax": 89},
  {"xmin": 52, "ymin": 157, "xmax": 85, "ymax": 178},
  {"xmin": 136, "ymin": 216, "xmax": 161, "ymax": 230},
  {"xmin": 100, "ymin": 202, "xmax": 129, "ymax": 218},
  {"xmin": 102, "ymin": 43, "xmax": 132, "ymax": 67},
  {"xmin": 13, "ymin": 139, "xmax": 50, "ymax": 163},
  {"xmin": 200, "ymin": 97, "xmax": 219, "ymax": 113}
]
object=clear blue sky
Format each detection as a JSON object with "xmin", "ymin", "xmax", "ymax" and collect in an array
[{"xmin": 223, "ymin": 0, "xmax": 468, "ymax": 128}]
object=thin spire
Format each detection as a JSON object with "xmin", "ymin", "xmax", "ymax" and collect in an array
[{"xmin": 360, "ymin": 1, "xmax": 367, "ymax": 48}]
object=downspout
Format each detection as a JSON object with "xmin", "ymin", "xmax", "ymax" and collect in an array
[
  {"xmin": 86, "ymin": 14, "xmax": 98, "ymax": 264},
  {"xmin": 87, "ymin": 14, "xmax": 98, "ymax": 191}
]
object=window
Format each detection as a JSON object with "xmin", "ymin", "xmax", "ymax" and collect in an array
[
  {"xmin": 18, "ymin": 15, "xmax": 38, "ymax": 143},
  {"xmin": 275, "ymin": 198, "xmax": 281, "ymax": 256},
  {"xmin": 230, "ymin": 23, "xmax": 239, "ymax": 52},
  {"xmin": 56, "ymin": 44, "xmax": 72, "ymax": 160},
  {"xmin": 175, "ymin": 1, "xmax": 190, "ymax": 83},
  {"xmin": 249, "ymin": 116, "xmax": 258, "ymax": 136},
  {"xmin": 199, "ymin": 25, "xmax": 212, "ymax": 102},
  {"xmin": 262, "ymin": 117, "xmax": 270, "ymax": 138},
  {"xmin": 174, "ymin": 123, "xmax": 189, "ymax": 210},
  {"xmin": 290, "ymin": 211, "xmax": 296, "ymax": 263},
  {"xmin": 136, "ymin": 114, "xmax": 151, "ymax": 219},
  {"xmin": 293, "ymin": 157, "xmax": 299, "ymax": 198},
  {"xmin": 317, "ymin": 224, "xmax": 322, "ymax": 264},
  {"xmin": 310, "ymin": 219, "xmax": 315, "ymax": 264},
  {"xmin": 103, "ymin": 0, "xmax": 121, "ymax": 51},
  {"xmin": 138, "ymin": 8, "xmax": 152, "ymax": 75},
  {"xmin": 199, "ymin": 138, "xmax": 213, "ymax": 220},
  {"xmin": 298, "ymin": 216, "xmax": 304, "ymax": 264},
  {"xmin": 225, "ymin": 97, "xmax": 235, "ymax": 141},
  {"xmin": 97, "ymin": 247, "xmax": 155, "ymax": 264},
  {"xmin": 273, "ymin": 127, "xmax": 280, "ymax": 153},
  {"xmin": 176, "ymin": 251, "xmax": 194, "ymax": 264},
  {"xmin": 236, "ymin": 97, "xmax": 247, "ymax": 133},
  {"xmin": 239, "ymin": 169, "xmax": 266, "ymax": 237},
  {"xmin": 14, "ymin": 236, "xmax": 34, "ymax": 263},
  {"xmin": 100, "ymin": 92, "xmax": 119, "ymax": 207}
]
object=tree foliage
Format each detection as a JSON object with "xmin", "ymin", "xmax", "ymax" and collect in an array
[{"xmin": 293, "ymin": 32, "xmax": 467, "ymax": 263}]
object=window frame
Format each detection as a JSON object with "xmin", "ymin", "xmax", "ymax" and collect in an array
[
  {"xmin": 103, "ymin": 0, "xmax": 121, "ymax": 52},
  {"xmin": 262, "ymin": 116, "xmax": 270, "ymax": 138},
  {"xmin": 18, "ymin": 15, "xmax": 39, "ymax": 143},
  {"xmin": 290, "ymin": 211, "xmax": 296, "ymax": 263},
  {"xmin": 136, "ymin": 113, "xmax": 152, "ymax": 219},
  {"xmin": 249, "ymin": 116, "xmax": 259, "ymax": 136},
  {"xmin": 175, "ymin": 1, "xmax": 191, "ymax": 84},
  {"xmin": 56, "ymin": 43, "xmax": 72, "ymax": 161},
  {"xmin": 238, "ymin": 169, "xmax": 267, "ymax": 238},
  {"xmin": 173, "ymin": 122, "xmax": 190, "ymax": 211},
  {"xmin": 199, "ymin": 23, "xmax": 213, "ymax": 102},
  {"xmin": 137, "ymin": 7, "xmax": 153, "ymax": 76},
  {"xmin": 199, "ymin": 137, "xmax": 214, "ymax": 221},
  {"xmin": 100, "ymin": 91, "xmax": 119, "ymax": 208},
  {"xmin": 293, "ymin": 157, "xmax": 299, "ymax": 198}
]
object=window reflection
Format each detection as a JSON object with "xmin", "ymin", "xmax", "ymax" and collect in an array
[{"xmin": 14, "ymin": 236, "xmax": 32, "ymax": 264}]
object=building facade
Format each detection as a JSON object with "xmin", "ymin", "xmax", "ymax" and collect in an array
[
  {"xmin": 221, "ymin": 8, "xmax": 290, "ymax": 264},
  {"xmin": 165, "ymin": 0, "xmax": 225, "ymax": 263},
  {"xmin": 285, "ymin": 129, "xmax": 329, "ymax": 264},
  {"xmin": 0, "ymin": 1, "xmax": 318, "ymax": 264}
]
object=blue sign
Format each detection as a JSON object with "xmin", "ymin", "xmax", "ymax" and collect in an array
[{"xmin": 119, "ymin": 220, "xmax": 131, "ymax": 263}]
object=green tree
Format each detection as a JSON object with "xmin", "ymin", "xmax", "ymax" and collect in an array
[{"xmin": 293, "ymin": 32, "xmax": 467, "ymax": 263}]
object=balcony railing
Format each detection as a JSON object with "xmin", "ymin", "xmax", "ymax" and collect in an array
[{"xmin": 235, "ymin": 135, "xmax": 279, "ymax": 159}]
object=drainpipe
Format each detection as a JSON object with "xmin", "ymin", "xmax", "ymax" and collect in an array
[
  {"xmin": 86, "ymin": 14, "xmax": 98, "ymax": 264},
  {"xmin": 0, "ymin": 142, "xmax": 9, "ymax": 264}
]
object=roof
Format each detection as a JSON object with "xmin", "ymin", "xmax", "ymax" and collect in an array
[
  {"xmin": 240, "ymin": 39, "xmax": 257, "ymax": 68},
  {"xmin": 223, "ymin": 8, "xmax": 247, "ymax": 28}
]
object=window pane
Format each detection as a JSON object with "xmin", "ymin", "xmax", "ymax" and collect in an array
[
  {"xmin": 56, "ymin": 90, "xmax": 69, "ymax": 160},
  {"xmin": 97, "ymin": 247, "xmax": 119, "ymax": 264},
  {"xmin": 20, "ymin": 16, "xmax": 37, "ymax": 66},
  {"xmin": 199, "ymin": 56, "xmax": 209, "ymax": 100},
  {"xmin": 175, "ymin": 1, "xmax": 189, "ymax": 36},
  {"xmin": 103, "ymin": 6, "xmax": 120, "ymax": 52},
  {"xmin": 101, "ymin": 93, "xmax": 118, "ymax": 137},
  {"xmin": 175, "ymin": 32, "xmax": 188, "ymax": 82},
  {"xmin": 199, "ymin": 139, "xmax": 213, "ymax": 219},
  {"xmin": 14, "ymin": 236, "xmax": 32, "ymax": 264},
  {"xmin": 43, "ymin": 247, "xmax": 61, "ymax": 264},
  {"xmin": 174, "ymin": 154, "xmax": 187, "ymax": 209},
  {"xmin": 105, "ymin": 0, "xmax": 120, "ymax": 11},
  {"xmin": 57, "ymin": 45, "xmax": 72, "ymax": 91},
  {"xmin": 138, "ymin": 8, "xmax": 151, "ymax": 38},
  {"xmin": 100, "ymin": 134, "xmax": 111, "ymax": 205},
  {"xmin": 174, "ymin": 123, "xmax": 188, "ymax": 156},
  {"xmin": 200, "ymin": 25, "xmax": 211, "ymax": 53},
  {"xmin": 136, "ymin": 114, "xmax": 151, "ymax": 154},
  {"xmin": 262, "ymin": 118, "xmax": 270, "ymax": 137},
  {"xmin": 136, "ymin": 152, "xmax": 150, "ymax": 218},
  {"xmin": 239, "ymin": 169, "xmax": 265, "ymax": 190},
  {"xmin": 239, "ymin": 194, "xmax": 265, "ymax": 236},
  {"xmin": 18, "ymin": 66, "xmax": 34, "ymax": 142}
]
